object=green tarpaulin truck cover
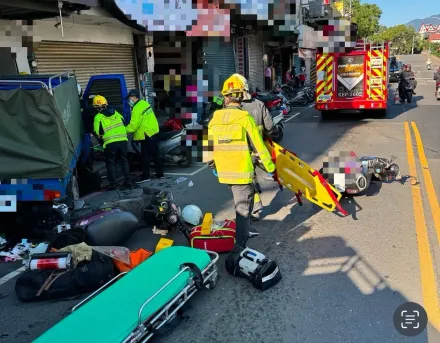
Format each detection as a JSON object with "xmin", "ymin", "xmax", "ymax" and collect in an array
[{"xmin": 0, "ymin": 77, "xmax": 83, "ymax": 179}]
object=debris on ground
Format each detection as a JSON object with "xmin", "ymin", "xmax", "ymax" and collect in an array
[
  {"xmin": 188, "ymin": 181, "xmax": 194, "ymax": 187},
  {"xmin": 0, "ymin": 241, "xmax": 31, "ymax": 262},
  {"xmin": 175, "ymin": 177, "xmax": 187, "ymax": 184},
  {"xmin": 0, "ymin": 236, "xmax": 6, "ymax": 250},
  {"xmin": 152, "ymin": 226, "xmax": 168, "ymax": 235}
]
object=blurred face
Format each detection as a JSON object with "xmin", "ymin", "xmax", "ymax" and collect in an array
[
  {"xmin": 128, "ymin": 96, "xmax": 137, "ymax": 106},
  {"xmin": 406, "ymin": 66, "xmax": 411, "ymax": 71}
]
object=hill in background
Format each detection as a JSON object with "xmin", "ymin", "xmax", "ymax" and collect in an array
[{"xmin": 407, "ymin": 14, "xmax": 440, "ymax": 30}]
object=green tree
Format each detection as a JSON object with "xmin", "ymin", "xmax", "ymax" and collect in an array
[
  {"xmin": 343, "ymin": 0, "xmax": 382, "ymax": 38},
  {"xmin": 372, "ymin": 25, "xmax": 419, "ymax": 54}
]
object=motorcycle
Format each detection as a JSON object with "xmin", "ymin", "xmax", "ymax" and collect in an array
[
  {"xmin": 436, "ymin": 82, "xmax": 440, "ymax": 101},
  {"xmin": 269, "ymin": 109, "xmax": 284, "ymax": 143},
  {"xmin": 252, "ymin": 88, "xmax": 289, "ymax": 112},
  {"xmin": 290, "ymin": 88, "xmax": 310, "ymax": 106},
  {"xmin": 319, "ymin": 155, "xmax": 400, "ymax": 196},
  {"xmin": 427, "ymin": 64, "xmax": 431, "ymax": 70},
  {"xmin": 129, "ymin": 126, "xmax": 191, "ymax": 168},
  {"xmin": 398, "ymin": 77, "xmax": 415, "ymax": 103}
]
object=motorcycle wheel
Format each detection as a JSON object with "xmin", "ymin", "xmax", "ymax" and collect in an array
[
  {"xmin": 272, "ymin": 126, "xmax": 284, "ymax": 143},
  {"xmin": 177, "ymin": 148, "xmax": 192, "ymax": 167},
  {"xmin": 407, "ymin": 92, "xmax": 412, "ymax": 104}
]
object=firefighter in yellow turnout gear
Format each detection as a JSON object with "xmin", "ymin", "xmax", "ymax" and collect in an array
[
  {"xmin": 208, "ymin": 75, "xmax": 275, "ymax": 248},
  {"xmin": 93, "ymin": 95, "xmax": 131, "ymax": 189},
  {"xmin": 232, "ymin": 73, "xmax": 275, "ymax": 221}
]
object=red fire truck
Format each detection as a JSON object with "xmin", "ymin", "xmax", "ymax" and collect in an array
[{"xmin": 314, "ymin": 40, "xmax": 389, "ymax": 120}]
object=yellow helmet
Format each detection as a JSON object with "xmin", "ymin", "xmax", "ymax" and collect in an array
[
  {"xmin": 92, "ymin": 95, "xmax": 107, "ymax": 108},
  {"xmin": 221, "ymin": 74, "xmax": 246, "ymax": 97},
  {"xmin": 231, "ymin": 74, "xmax": 249, "ymax": 92}
]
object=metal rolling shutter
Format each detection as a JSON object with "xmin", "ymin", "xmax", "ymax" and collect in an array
[
  {"xmin": 204, "ymin": 38, "xmax": 235, "ymax": 92},
  {"xmin": 247, "ymin": 34, "xmax": 264, "ymax": 92},
  {"xmin": 35, "ymin": 41, "xmax": 136, "ymax": 90}
]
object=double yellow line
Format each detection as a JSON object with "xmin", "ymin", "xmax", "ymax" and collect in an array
[{"xmin": 404, "ymin": 121, "xmax": 440, "ymax": 331}]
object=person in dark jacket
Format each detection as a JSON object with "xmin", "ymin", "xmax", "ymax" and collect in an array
[
  {"xmin": 398, "ymin": 64, "xmax": 417, "ymax": 96},
  {"xmin": 434, "ymin": 68, "xmax": 440, "ymax": 95}
]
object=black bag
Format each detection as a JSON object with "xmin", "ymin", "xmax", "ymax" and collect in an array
[
  {"xmin": 45, "ymin": 227, "xmax": 86, "ymax": 251},
  {"xmin": 15, "ymin": 251, "xmax": 116, "ymax": 302}
]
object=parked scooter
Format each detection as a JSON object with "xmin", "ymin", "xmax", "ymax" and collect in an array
[
  {"xmin": 269, "ymin": 109, "xmax": 284, "ymax": 143},
  {"xmin": 398, "ymin": 77, "xmax": 415, "ymax": 103},
  {"xmin": 252, "ymin": 88, "xmax": 286, "ymax": 111},
  {"xmin": 129, "ymin": 128, "xmax": 191, "ymax": 168}
]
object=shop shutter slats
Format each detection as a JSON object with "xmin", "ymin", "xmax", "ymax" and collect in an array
[
  {"xmin": 247, "ymin": 34, "xmax": 264, "ymax": 92},
  {"xmin": 204, "ymin": 38, "xmax": 235, "ymax": 93},
  {"xmin": 35, "ymin": 41, "xmax": 136, "ymax": 91}
]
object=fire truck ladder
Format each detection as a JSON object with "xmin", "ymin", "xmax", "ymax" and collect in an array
[{"xmin": 356, "ymin": 40, "xmax": 387, "ymax": 100}]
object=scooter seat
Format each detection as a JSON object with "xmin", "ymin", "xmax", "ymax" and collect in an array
[
  {"xmin": 158, "ymin": 130, "xmax": 181, "ymax": 141},
  {"xmin": 257, "ymin": 94, "xmax": 279, "ymax": 102}
]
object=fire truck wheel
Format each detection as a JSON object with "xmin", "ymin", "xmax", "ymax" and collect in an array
[
  {"xmin": 375, "ymin": 109, "xmax": 387, "ymax": 118},
  {"xmin": 320, "ymin": 111, "xmax": 333, "ymax": 121}
]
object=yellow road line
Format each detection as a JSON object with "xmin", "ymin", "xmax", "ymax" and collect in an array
[
  {"xmin": 404, "ymin": 122, "xmax": 440, "ymax": 331},
  {"xmin": 411, "ymin": 121, "xmax": 440, "ymax": 246}
]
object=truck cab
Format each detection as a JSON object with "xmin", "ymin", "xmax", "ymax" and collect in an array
[{"xmin": 0, "ymin": 72, "xmax": 134, "ymax": 241}]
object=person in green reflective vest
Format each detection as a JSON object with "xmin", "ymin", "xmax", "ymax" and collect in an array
[
  {"xmin": 125, "ymin": 89, "xmax": 164, "ymax": 183},
  {"xmin": 93, "ymin": 95, "xmax": 131, "ymax": 189}
]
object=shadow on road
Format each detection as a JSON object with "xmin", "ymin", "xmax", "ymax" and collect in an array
[{"xmin": 149, "ymin": 220, "xmax": 434, "ymax": 343}]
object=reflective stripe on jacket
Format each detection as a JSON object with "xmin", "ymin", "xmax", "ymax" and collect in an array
[
  {"xmin": 208, "ymin": 106, "xmax": 275, "ymax": 185},
  {"xmin": 126, "ymin": 99, "xmax": 159, "ymax": 141},
  {"xmin": 93, "ymin": 111, "xmax": 128, "ymax": 148}
]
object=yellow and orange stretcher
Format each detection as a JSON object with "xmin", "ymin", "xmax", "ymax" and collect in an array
[{"xmin": 263, "ymin": 140, "xmax": 348, "ymax": 216}]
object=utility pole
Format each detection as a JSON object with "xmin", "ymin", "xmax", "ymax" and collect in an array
[
  {"xmin": 349, "ymin": 0, "xmax": 352, "ymax": 20},
  {"xmin": 411, "ymin": 35, "xmax": 415, "ymax": 55}
]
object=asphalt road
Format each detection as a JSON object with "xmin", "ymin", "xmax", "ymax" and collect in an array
[{"xmin": 1, "ymin": 54, "xmax": 440, "ymax": 343}]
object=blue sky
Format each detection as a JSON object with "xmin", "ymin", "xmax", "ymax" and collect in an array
[{"xmin": 367, "ymin": 0, "xmax": 439, "ymax": 27}]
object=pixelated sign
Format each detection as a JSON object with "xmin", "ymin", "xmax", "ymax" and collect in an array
[
  {"xmin": 0, "ymin": 195, "xmax": 17, "ymax": 212},
  {"xmin": 315, "ymin": 19, "xmax": 357, "ymax": 53},
  {"xmin": 114, "ymin": 0, "xmax": 297, "ymax": 36}
]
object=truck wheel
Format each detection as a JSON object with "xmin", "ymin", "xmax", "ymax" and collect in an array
[
  {"xmin": 66, "ymin": 175, "xmax": 80, "ymax": 209},
  {"xmin": 375, "ymin": 109, "xmax": 387, "ymax": 118},
  {"xmin": 321, "ymin": 111, "xmax": 332, "ymax": 121}
]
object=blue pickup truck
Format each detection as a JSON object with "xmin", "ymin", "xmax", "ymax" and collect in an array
[{"xmin": 0, "ymin": 71, "xmax": 135, "ymax": 239}]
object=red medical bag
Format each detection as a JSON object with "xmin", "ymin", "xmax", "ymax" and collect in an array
[{"xmin": 189, "ymin": 219, "xmax": 236, "ymax": 253}]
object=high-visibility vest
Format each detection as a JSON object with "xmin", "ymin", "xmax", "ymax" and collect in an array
[
  {"xmin": 126, "ymin": 100, "xmax": 159, "ymax": 141},
  {"xmin": 93, "ymin": 111, "xmax": 127, "ymax": 148},
  {"xmin": 208, "ymin": 106, "xmax": 275, "ymax": 185}
]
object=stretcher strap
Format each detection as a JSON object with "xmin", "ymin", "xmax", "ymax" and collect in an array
[
  {"xmin": 180, "ymin": 263, "xmax": 204, "ymax": 290},
  {"xmin": 311, "ymin": 170, "xmax": 348, "ymax": 216}
]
